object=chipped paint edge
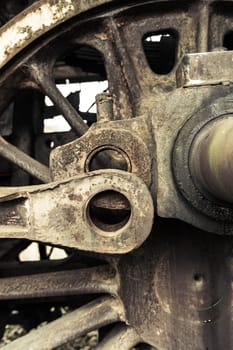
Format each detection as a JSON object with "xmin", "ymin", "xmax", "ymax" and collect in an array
[{"xmin": 0, "ymin": 0, "xmax": 112, "ymax": 69}]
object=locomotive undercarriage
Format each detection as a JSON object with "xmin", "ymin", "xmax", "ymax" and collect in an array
[{"xmin": 0, "ymin": 0, "xmax": 232, "ymax": 349}]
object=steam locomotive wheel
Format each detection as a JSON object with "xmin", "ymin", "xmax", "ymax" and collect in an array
[{"xmin": 0, "ymin": 1, "xmax": 232, "ymax": 349}]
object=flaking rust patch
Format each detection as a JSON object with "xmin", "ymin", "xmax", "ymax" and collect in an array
[
  {"xmin": 0, "ymin": 0, "xmax": 75, "ymax": 68},
  {"xmin": 95, "ymin": 33, "xmax": 108, "ymax": 41}
]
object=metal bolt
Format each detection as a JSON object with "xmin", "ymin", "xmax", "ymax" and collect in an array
[{"xmin": 96, "ymin": 93, "xmax": 113, "ymax": 122}]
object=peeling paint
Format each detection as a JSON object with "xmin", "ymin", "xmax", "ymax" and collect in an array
[{"xmin": 0, "ymin": 0, "xmax": 112, "ymax": 69}]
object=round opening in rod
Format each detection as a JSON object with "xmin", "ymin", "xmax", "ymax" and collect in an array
[{"xmin": 87, "ymin": 190, "xmax": 131, "ymax": 233}]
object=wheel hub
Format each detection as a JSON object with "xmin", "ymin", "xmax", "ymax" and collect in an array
[{"xmin": 119, "ymin": 223, "xmax": 233, "ymax": 349}]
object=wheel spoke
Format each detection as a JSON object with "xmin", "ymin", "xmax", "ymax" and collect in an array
[
  {"xmin": 1, "ymin": 296, "xmax": 125, "ymax": 350},
  {"xmin": 0, "ymin": 265, "xmax": 119, "ymax": 300},
  {"xmin": 0, "ymin": 136, "xmax": 50, "ymax": 183},
  {"xmin": 0, "ymin": 252, "xmax": 95, "ymax": 277},
  {"xmin": 29, "ymin": 62, "xmax": 88, "ymax": 136},
  {"xmin": 96, "ymin": 324, "xmax": 141, "ymax": 350}
]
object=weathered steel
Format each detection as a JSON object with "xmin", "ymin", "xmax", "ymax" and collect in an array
[
  {"xmin": 0, "ymin": 265, "xmax": 119, "ymax": 300},
  {"xmin": 177, "ymin": 50, "xmax": 233, "ymax": 87},
  {"xmin": 96, "ymin": 93, "xmax": 114, "ymax": 123},
  {"xmin": 0, "ymin": 0, "xmax": 233, "ymax": 349},
  {"xmin": 0, "ymin": 0, "xmax": 113, "ymax": 69},
  {"xmin": 29, "ymin": 62, "xmax": 88, "ymax": 136},
  {"xmin": 0, "ymin": 136, "xmax": 50, "ymax": 183},
  {"xmin": 0, "ymin": 170, "xmax": 154, "ymax": 253},
  {"xmin": 50, "ymin": 116, "xmax": 152, "ymax": 185},
  {"xmin": 190, "ymin": 117, "xmax": 233, "ymax": 204},
  {"xmin": 172, "ymin": 93, "xmax": 233, "ymax": 230},
  {"xmin": 96, "ymin": 324, "xmax": 141, "ymax": 350},
  {"xmin": 2, "ymin": 296, "xmax": 126, "ymax": 350},
  {"xmin": 119, "ymin": 224, "xmax": 233, "ymax": 349}
]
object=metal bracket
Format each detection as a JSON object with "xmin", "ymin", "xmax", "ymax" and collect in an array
[{"xmin": 177, "ymin": 50, "xmax": 233, "ymax": 87}]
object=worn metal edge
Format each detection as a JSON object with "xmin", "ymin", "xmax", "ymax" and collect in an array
[{"xmin": 0, "ymin": 0, "xmax": 113, "ymax": 70}]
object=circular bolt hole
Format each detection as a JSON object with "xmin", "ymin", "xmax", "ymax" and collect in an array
[
  {"xmin": 193, "ymin": 273, "xmax": 204, "ymax": 282},
  {"xmin": 193, "ymin": 273, "xmax": 205, "ymax": 290},
  {"xmin": 87, "ymin": 190, "xmax": 131, "ymax": 232},
  {"xmin": 87, "ymin": 147, "xmax": 130, "ymax": 172}
]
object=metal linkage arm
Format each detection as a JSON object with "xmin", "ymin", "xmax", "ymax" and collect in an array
[{"xmin": 0, "ymin": 169, "xmax": 154, "ymax": 254}]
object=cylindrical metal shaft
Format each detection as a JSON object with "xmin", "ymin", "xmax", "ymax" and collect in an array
[{"xmin": 190, "ymin": 117, "xmax": 233, "ymax": 204}]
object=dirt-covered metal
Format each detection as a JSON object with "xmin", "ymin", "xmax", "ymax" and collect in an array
[
  {"xmin": 0, "ymin": 170, "xmax": 154, "ymax": 253},
  {"xmin": 0, "ymin": 0, "xmax": 114, "ymax": 69},
  {"xmin": 177, "ymin": 50, "xmax": 233, "ymax": 87},
  {"xmin": 191, "ymin": 117, "xmax": 233, "ymax": 204},
  {"xmin": 0, "ymin": 0, "xmax": 232, "ymax": 349}
]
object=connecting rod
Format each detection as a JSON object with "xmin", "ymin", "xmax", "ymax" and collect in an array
[{"xmin": 0, "ymin": 169, "xmax": 153, "ymax": 254}]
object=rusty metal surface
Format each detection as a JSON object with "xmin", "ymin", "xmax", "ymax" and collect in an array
[
  {"xmin": 0, "ymin": 0, "xmax": 232, "ymax": 349},
  {"xmin": 119, "ymin": 223, "xmax": 233, "ymax": 349},
  {"xmin": 172, "ymin": 92, "xmax": 233, "ymax": 230},
  {"xmin": 96, "ymin": 324, "xmax": 141, "ymax": 350},
  {"xmin": 0, "ymin": 265, "xmax": 118, "ymax": 300},
  {"xmin": 0, "ymin": 170, "xmax": 154, "ymax": 253},
  {"xmin": 177, "ymin": 50, "xmax": 233, "ymax": 87},
  {"xmin": 28, "ymin": 61, "xmax": 89, "ymax": 136},
  {"xmin": 50, "ymin": 116, "xmax": 152, "ymax": 185},
  {"xmin": 0, "ymin": 0, "xmax": 114, "ymax": 69},
  {"xmin": 2, "ymin": 296, "xmax": 125, "ymax": 350},
  {"xmin": 0, "ymin": 136, "xmax": 50, "ymax": 183}
]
